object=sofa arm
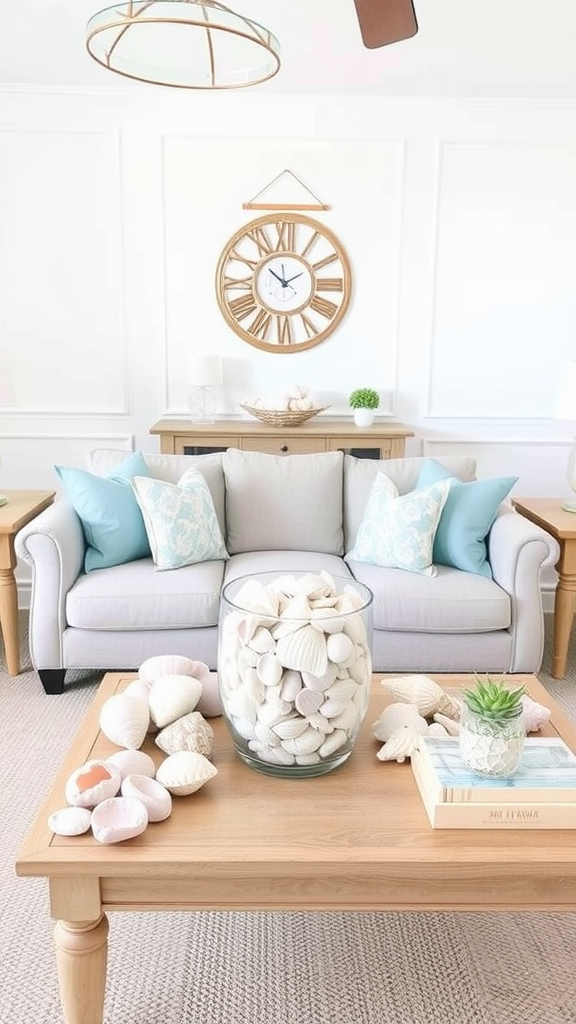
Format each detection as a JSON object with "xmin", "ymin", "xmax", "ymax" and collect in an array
[
  {"xmin": 487, "ymin": 506, "xmax": 560, "ymax": 672},
  {"xmin": 15, "ymin": 501, "xmax": 85, "ymax": 670}
]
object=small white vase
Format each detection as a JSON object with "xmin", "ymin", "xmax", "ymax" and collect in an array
[
  {"xmin": 459, "ymin": 705, "xmax": 525, "ymax": 779},
  {"xmin": 353, "ymin": 409, "xmax": 375, "ymax": 427}
]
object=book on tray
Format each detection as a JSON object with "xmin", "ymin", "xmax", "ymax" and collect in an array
[{"xmin": 411, "ymin": 736, "xmax": 576, "ymax": 830}]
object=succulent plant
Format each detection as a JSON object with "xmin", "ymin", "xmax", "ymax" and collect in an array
[
  {"xmin": 348, "ymin": 387, "xmax": 380, "ymax": 410},
  {"xmin": 461, "ymin": 677, "xmax": 526, "ymax": 723}
]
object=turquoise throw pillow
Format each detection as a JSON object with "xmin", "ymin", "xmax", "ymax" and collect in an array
[
  {"xmin": 416, "ymin": 459, "xmax": 518, "ymax": 577},
  {"xmin": 131, "ymin": 467, "xmax": 229, "ymax": 571},
  {"xmin": 55, "ymin": 451, "xmax": 152, "ymax": 572},
  {"xmin": 345, "ymin": 472, "xmax": 450, "ymax": 576}
]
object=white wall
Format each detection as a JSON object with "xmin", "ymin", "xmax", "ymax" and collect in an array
[{"xmin": 0, "ymin": 86, "xmax": 573, "ymax": 602}]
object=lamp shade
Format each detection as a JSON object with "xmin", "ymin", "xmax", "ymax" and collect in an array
[
  {"xmin": 86, "ymin": 1, "xmax": 281, "ymax": 89},
  {"xmin": 556, "ymin": 361, "xmax": 576, "ymax": 421},
  {"xmin": 189, "ymin": 355, "xmax": 223, "ymax": 387}
]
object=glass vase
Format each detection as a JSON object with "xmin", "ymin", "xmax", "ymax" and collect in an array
[
  {"xmin": 218, "ymin": 571, "xmax": 373, "ymax": 778},
  {"xmin": 459, "ymin": 703, "xmax": 526, "ymax": 779}
]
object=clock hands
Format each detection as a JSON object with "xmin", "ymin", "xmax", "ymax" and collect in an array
[
  {"xmin": 269, "ymin": 268, "xmax": 286, "ymax": 286},
  {"xmin": 285, "ymin": 271, "xmax": 303, "ymax": 284},
  {"xmin": 269, "ymin": 266, "xmax": 303, "ymax": 288}
]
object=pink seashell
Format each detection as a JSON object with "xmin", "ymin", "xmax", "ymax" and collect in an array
[
  {"xmin": 91, "ymin": 796, "xmax": 149, "ymax": 844},
  {"xmin": 65, "ymin": 759, "xmax": 122, "ymax": 809},
  {"xmin": 138, "ymin": 654, "xmax": 202, "ymax": 685},
  {"xmin": 521, "ymin": 694, "xmax": 552, "ymax": 733}
]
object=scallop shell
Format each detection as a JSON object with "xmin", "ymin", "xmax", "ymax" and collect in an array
[
  {"xmin": 48, "ymin": 806, "xmax": 92, "ymax": 836},
  {"xmin": 155, "ymin": 751, "xmax": 218, "ymax": 795},
  {"xmin": 372, "ymin": 703, "xmax": 428, "ymax": 743},
  {"xmin": 91, "ymin": 796, "xmax": 149, "ymax": 844},
  {"xmin": 65, "ymin": 759, "xmax": 122, "ymax": 808},
  {"xmin": 433, "ymin": 712, "xmax": 460, "ymax": 737},
  {"xmin": 106, "ymin": 749, "xmax": 157, "ymax": 780},
  {"xmin": 99, "ymin": 693, "xmax": 150, "ymax": 750},
  {"xmin": 381, "ymin": 675, "xmax": 461, "ymax": 719},
  {"xmin": 276, "ymin": 624, "xmax": 328, "ymax": 676},
  {"xmin": 376, "ymin": 726, "xmax": 421, "ymax": 762},
  {"xmin": 121, "ymin": 774, "xmax": 172, "ymax": 822},
  {"xmin": 148, "ymin": 674, "xmax": 203, "ymax": 728},
  {"xmin": 154, "ymin": 711, "xmax": 214, "ymax": 757},
  {"xmin": 138, "ymin": 654, "xmax": 206, "ymax": 685}
]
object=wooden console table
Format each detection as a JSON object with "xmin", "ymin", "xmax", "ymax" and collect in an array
[{"xmin": 150, "ymin": 418, "xmax": 414, "ymax": 459}]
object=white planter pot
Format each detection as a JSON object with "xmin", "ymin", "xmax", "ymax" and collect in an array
[
  {"xmin": 459, "ymin": 707, "xmax": 525, "ymax": 778},
  {"xmin": 353, "ymin": 409, "xmax": 375, "ymax": 427}
]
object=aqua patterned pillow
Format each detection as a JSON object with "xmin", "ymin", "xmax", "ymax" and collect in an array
[
  {"xmin": 345, "ymin": 472, "xmax": 450, "ymax": 576},
  {"xmin": 132, "ymin": 467, "xmax": 228, "ymax": 571}
]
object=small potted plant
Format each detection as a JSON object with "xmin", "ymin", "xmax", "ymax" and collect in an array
[
  {"xmin": 459, "ymin": 677, "xmax": 527, "ymax": 779},
  {"xmin": 348, "ymin": 387, "xmax": 380, "ymax": 426}
]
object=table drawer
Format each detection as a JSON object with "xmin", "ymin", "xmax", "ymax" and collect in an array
[{"xmin": 241, "ymin": 436, "xmax": 327, "ymax": 455}]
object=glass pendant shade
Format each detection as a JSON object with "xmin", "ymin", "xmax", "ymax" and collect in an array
[{"xmin": 86, "ymin": 1, "xmax": 281, "ymax": 89}]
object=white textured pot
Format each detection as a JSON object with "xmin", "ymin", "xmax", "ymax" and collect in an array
[
  {"xmin": 459, "ymin": 706, "xmax": 525, "ymax": 778},
  {"xmin": 353, "ymin": 409, "xmax": 375, "ymax": 427}
]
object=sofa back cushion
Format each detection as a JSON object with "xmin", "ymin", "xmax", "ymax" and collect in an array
[
  {"xmin": 343, "ymin": 454, "xmax": 477, "ymax": 553},
  {"xmin": 87, "ymin": 449, "xmax": 226, "ymax": 539},
  {"xmin": 223, "ymin": 449, "xmax": 344, "ymax": 555}
]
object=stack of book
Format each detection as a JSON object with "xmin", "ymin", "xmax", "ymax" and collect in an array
[{"xmin": 411, "ymin": 735, "xmax": 576, "ymax": 829}]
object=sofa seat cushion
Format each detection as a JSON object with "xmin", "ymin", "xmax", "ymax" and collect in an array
[
  {"xmin": 223, "ymin": 550, "xmax": 352, "ymax": 585},
  {"xmin": 223, "ymin": 449, "xmax": 344, "ymax": 555},
  {"xmin": 66, "ymin": 558, "xmax": 224, "ymax": 630},
  {"xmin": 347, "ymin": 560, "xmax": 510, "ymax": 633}
]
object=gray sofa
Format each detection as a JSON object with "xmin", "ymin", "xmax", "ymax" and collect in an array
[{"xmin": 15, "ymin": 447, "xmax": 559, "ymax": 693}]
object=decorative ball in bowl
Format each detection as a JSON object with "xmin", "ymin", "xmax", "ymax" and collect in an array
[
  {"xmin": 218, "ymin": 571, "xmax": 374, "ymax": 778},
  {"xmin": 239, "ymin": 403, "xmax": 330, "ymax": 427}
]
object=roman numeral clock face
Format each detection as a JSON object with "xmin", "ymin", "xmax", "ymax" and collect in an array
[{"xmin": 215, "ymin": 213, "xmax": 352, "ymax": 352}]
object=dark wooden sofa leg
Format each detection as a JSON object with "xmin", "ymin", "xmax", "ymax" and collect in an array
[{"xmin": 38, "ymin": 669, "xmax": 66, "ymax": 695}]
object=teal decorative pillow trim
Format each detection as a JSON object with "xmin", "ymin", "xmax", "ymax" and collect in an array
[
  {"xmin": 132, "ymin": 466, "xmax": 229, "ymax": 571},
  {"xmin": 345, "ymin": 472, "xmax": 450, "ymax": 576},
  {"xmin": 416, "ymin": 459, "xmax": 518, "ymax": 577},
  {"xmin": 55, "ymin": 451, "xmax": 152, "ymax": 572}
]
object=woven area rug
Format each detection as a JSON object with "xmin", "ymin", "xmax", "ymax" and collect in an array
[{"xmin": 2, "ymin": 614, "xmax": 576, "ymax": 1024}]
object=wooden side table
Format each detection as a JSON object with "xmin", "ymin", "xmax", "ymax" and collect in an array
[
  {"xmin": 512, "ymin": 497, "xmax": 576, "ymax": 679},
  {"xmin": 0, "ymin": 490, "xmax": 55, "ymax": 676}
]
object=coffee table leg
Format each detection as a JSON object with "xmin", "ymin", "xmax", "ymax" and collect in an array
[
  {"xmin": 0, "ymin": 564, "xmax": 20, "ymax": 675},
  {"xmin": 54, "ymin": 915, "xmax": 109, "ymax": 1024}
]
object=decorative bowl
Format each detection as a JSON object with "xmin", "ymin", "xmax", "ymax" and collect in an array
[{"xmin": 239, "ymin": 404, "xmax": 330, "ymax": 427}]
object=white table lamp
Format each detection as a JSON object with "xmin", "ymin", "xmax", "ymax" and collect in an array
[
  {"xmin": 188, "ymin": 356, "xmax": 223, "ymax": 423},
  {"xmin": 556, "ymin": 360, "xmax": 576, "ymax": 512}
]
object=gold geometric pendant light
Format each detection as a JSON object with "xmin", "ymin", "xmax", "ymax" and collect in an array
[{"xmin": 86, "ymin": 1, "xmax": 281, "ymax": 89}]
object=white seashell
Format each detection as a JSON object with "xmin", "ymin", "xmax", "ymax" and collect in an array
[
  {"xmin": 301, "ymin": 662, "xmax": 338, "ymax": 692},
  {"xmin": 253, "ymin": 720, "xmax": 280, "ymax": 745},
  {"xmin": 100, "ymin": 693, "xmax": 150, "ymax": 750},
  {"xmin": 341, "ymin": 613, "xmax": 368, "ymax": 645},
  {"xmin": 155, "ymin": 711, "xmax": 214, "ymax": 757},
  {"xmin": 256, "ymin": 651, "xmax": 283, "ymax": 687},
  {"xmin": 226, "ymin": 685, "xmax": 259, "ymax": 725},
  {"xmin": 106, "ymin": 749, "xmax": 157, "ymax": 780},
  {"xmin": 276, "ymin": 624, "xmax": 328, "ymax": 676},
  {"xmin": 325, "ymin": 678, "xmax": 358, "ymax": 701},
  {"xmin": 259, "ymin": 745, "xmax": 295, "ymax": 766},
  {"xmin": 329, "ymin": 703, "xmax": 360, "ymax": 733},
  {"xmin": 281, "ymin": 728, "xmax": 324, "ymax": 755},
  {"xmin": 138, "ymin": 654, "xmax": 205, "ymax": 686},
  {"xmin": 255, "ymin": 698, "xmax": 289, "ymax": 728},
  {"xmin": 148, "ymin": 674, "xmax": 203, "ymax": 728},
  {"xmin": 318, "ymin": 729, "xmax": 348, "ymax": 758},
  {"xmin": 233, "ymin": 578, "xmax": 280, "ymax": 618},
  {"xmin": 306, "ymin": 711, "xmax": 334, "ymax": 735},
  {"xmin": 195, "ymin": 671, "xmax": 222, "ymax": 718},
  {"xmin": 65, "ymin": 759, "xmax": 122, "ymax": 808},
  {"xmin": 280, "ymin": 593, "xmax": 313, "ymax": 620},
  {"xmin": 280, "ymin": 670, "xmax": 302, "ymax": 702},
  {"xmin": 376, "ymin": 726, "xmax": 421, "ymax": 762},
  {"xmin": 427, "ymin": 722, "xmax": 450, "ymax": 737},
  {"xmin": 433, "ymin": 712, "xmax": 460, "ymax": 736},
  {"xmin": 91, "ymin": 796, "xmax": 149, "ymax": 844},
  {"xmin": 48, "ymin": 806, "xmax": 92, "ymax": 836},
  {"xmin": 121, "ymin": 774, "xmax": 172, "ymax": 822},
  {"xmin": 521, "ymin": 694, "xmax": 552, "ymax": 733},
  {"xmin": 155, "ymin": 751, "xmax": 218, "ymax": 795},
  {"xmin": 272, "ymin": 716, "xmax": 310, "ymax": 740},
  {"xmin": 295, "ymin": 753, "xmax": 321, "ymax": 765},
  {"xmin": 372, "ymin": 703, "xmax": 428, "ymax": 743},
  {"xmin": 247, "ymin": 626, "xmax": 276, "ymax": 654},
  {"xmin": 124, "ymin": 679, "xmax": 153, "ymax": 701},
  {"xmin": 326, "ymin": 632, "xmax": 354, "ymax": 664},
  {"xmin": 382, "ymin": 675, "xmax": 462, "ymax": 720},
  {"xmin": 295, "ymin": 688, "xmax": 324, "ymax": 716},
  {"xmin": 319, "ymin": 696, "xmax": 351, "ymax": 719}
]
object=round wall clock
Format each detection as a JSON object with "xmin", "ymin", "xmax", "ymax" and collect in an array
[{"xmin": 215, "ymin": 212, "xmax": 352, "ymax": 353}]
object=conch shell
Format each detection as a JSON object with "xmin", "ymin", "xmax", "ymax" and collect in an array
[
  {"xmin": 381, "ymin": 675, "xmax": 461, "ymax": 720},
  {"xmin": 521, "ymin": 694, "xmax": 551, "ymax": 733},
  {"xmin": 372, "ymin": 703, "xmax": 428, "ymax": 742}
]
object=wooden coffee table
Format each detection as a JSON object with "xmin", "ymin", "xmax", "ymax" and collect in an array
[{"xmin": 16, "ymin": 672, "xmax": 576, "ymax": 1024}]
